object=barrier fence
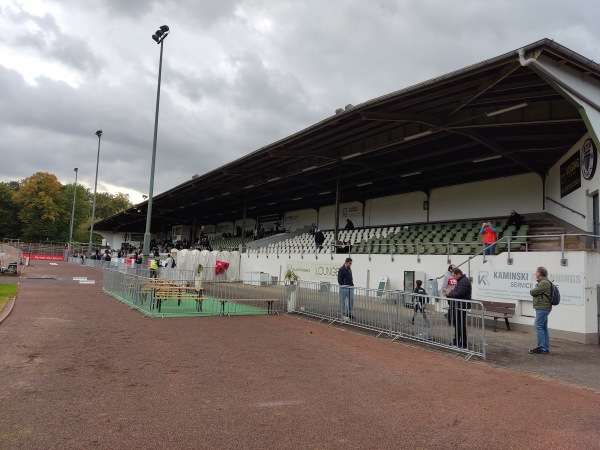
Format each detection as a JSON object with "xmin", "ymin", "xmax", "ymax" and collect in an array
[
  {"xmin": 290, "ymin": 281, "xmax": 485, "ymax": 360},
  {"xmin": 102, "ymin": 269, "xmax": 286, "ymax": 318},
  {"xmin": 101, "ymin": 267, "xmax": 486, "ymax": 359}
]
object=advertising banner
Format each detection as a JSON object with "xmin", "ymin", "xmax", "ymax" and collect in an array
[
  {"xmin": 287, "ymin": 260, "xmax": 341, "ymax": 282},
  {"xmin": 476, "ymin": 268, "xmax": 584, "ymax": 305},
  {"xmin": 22, "ymin": 254, "xmax": 64, "ymax": 261}
]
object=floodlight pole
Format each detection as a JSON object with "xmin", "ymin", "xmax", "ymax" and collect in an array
[
  {"xmin": 143, "ymin": 25, "xmax": 169, "ymax": 265},
  {"xmin": 68, "ymin": 167, "xmax": 78, "ymax": 253},
  {"xmin": 88, "ymin": 130, "xmax": 102, "ymax": 257}
]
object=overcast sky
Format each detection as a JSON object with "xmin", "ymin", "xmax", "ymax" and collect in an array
[{"xmin": 1, "ymin": 0, "xmax": 599, "ymax": 204}]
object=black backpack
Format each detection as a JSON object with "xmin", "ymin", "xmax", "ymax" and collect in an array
[{"xmin": 544, "ymin": 281, "xmax": 561, "ymax": 306}]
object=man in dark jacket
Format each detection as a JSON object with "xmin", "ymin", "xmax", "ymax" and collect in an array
[
  {"xmin": 444, "ymin": 268, "xmax": 472, "ymax": 348},
  {"xmin": 314, "ymin": 229, "xmax": 325, "ymax": 250},
  {"xmin": 338, "ymin": 258, "xmax": 354, "ymax": 320},
  {"xmin": 529, "ymin": 266, "xmax": 552, "ymax": 354}
]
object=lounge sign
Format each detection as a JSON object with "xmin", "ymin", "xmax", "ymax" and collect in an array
[
  {"xmin": 287, "ymin": 261, "xmax": 341, "ymax": 282},
  {"xmin": 476, "ymin": 268, "xmax": 584, "ymax": 306}
]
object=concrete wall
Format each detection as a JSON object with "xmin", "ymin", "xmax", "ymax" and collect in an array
[{"xmin": 283, "ymin": 209, "xmax": 317, "ymax": 232}]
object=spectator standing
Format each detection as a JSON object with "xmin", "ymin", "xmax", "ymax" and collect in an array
[
  {"xmin": 338, "ymin": 257, "xmax": 355, "ymax": 320},
  {"xmin": 345, "ymin": 219, "xmax": 355, "ymax": 230},
  {"xmin": 479, "ymin": 221, "xmax": 497, "ymax": 255},
  {"xmin": 444, "ymin": 268, "xmax": 472, "ymax": 348},
  {"xmin": 314, "ymin": 229, "xmax": 325, "ymax": 250},
  {"xmin": 150, "ymin": 259, "xmax": 159, "ymax": 278},
  {"xmin": 529, "ymin": 266, "xmax": 552, "ymax": 354},
  {"xmin": 440, "ymin": 264, "xmax": 456, "ymax": 293},
  {"xmin": 412, "ymin": 280, "xmax": 429, "ymax": 325},
  {"xmin": 134, "ymin": 252, "xmax": 143, "ymax": 274},
  {"xmin": 165, "ymin": 254, "xmax": 174, "ymax": 269},
  {"xmin": 506, "ymin": 210, "xmax": 524, "ymax": 231}
]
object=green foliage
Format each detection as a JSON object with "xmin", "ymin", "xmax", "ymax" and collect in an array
[
  {"xmin": 93, "ymin": 192, "xmax": 132, "ymax": 219},
  {"xmin": 60, "ymin": 183, "xmax": 90, "ymax": 242},
  {"xmin": 0, "ymin": 182, "xmax": 20, "ymax": 239},
  {"xmin": 12, "ymin": 172, "xmax": 65, "ymax": 242},
  {"xmin": 284, "ymin": 268, "xmax": 299, "ymax": 282},
  {"xmin": 0, "ymin": 284, "xmax": 18, "ymax": 311},
  {"xmin": 1, "ymin": 171, "xmax": 133, "ymax": 243}
]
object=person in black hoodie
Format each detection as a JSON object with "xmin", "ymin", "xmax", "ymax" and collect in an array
[
  {"xmin": 412, "ymin": 280, "xmax": 429, "ymax": 325},
  {"xmin": 444, "ymin": 268, "xmax": 472, "ymax": 348},
  {"xmin": 314, "ymin": 229, "xmax": 325, "ymax": 250}
]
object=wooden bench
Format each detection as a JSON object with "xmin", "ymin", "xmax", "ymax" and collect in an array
[
  {"xmin": 478, "ymin": 300, "xmax": 516, "ymax": 332},
  {"xmin": 214, "ymin": 298, "xmax": 279, "ymax": 316}
]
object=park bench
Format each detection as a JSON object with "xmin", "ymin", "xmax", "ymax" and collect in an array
[
  {"xmin": 214, "ymin": 298, "xmax": 280, "ymax": 316},
  {"xmin": 478, "ymin": 300, "xmax": 516, "ymax": 332}
]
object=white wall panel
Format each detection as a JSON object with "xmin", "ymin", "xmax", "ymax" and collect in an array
[{"xmin": 429, "ymin": 173, "xmax": 542, "ymax": 221}]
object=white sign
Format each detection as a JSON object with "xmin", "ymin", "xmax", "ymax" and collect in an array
[
  {"xmin": 287, "ymin": 260, "xmax": 341, "ymax": 282},
  {"xmin": 476, "ymin": 268, "xmax": 584, "ymax": 306}
]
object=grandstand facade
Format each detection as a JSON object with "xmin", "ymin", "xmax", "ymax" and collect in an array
[{"xmin": 94, "ymin": 39, "xmax": 600, "ymax": 344}]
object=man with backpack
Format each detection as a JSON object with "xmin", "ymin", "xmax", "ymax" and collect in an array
[{"xmin": 529, "ymin": 266, "xmax": 552, "ymax": 354}]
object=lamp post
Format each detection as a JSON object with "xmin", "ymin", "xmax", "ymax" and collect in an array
[
  {"xmin": 68, "ymin": 167, "xmax": 78, "ymax": 253},
  {"xmin": 88, "ymin": 130, "xmax": 103, "ymax": 257},
  {"xmin": 143, "ymin": 24, "xmax": 170, "ymax": 264}
]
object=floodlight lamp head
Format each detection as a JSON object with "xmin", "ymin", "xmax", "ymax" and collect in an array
[
  {"xmin": 152, "ymin": 34, "xmax": 159, "ymax": 43},
  {"xmin": 74, "ymin": 167, "xmax": 78, "ymax": 172},
  {"xmin": 160, "ymin": 25, "xmax": 169, "ymax": 32},
  {"xmin": 95, "ymin": 130, "xmax": 102, "ymax": 137},
  {"xmin": 155, "ymin": 29, "xmax": 164, "ymax": 37}
]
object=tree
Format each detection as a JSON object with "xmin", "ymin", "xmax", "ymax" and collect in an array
[
  {"xmin": 60, "ymin": 183, "xmax": 90, "ymax": 243},
  {"xmin": 12, "ymin": 172, "xmax": 65, "ymax": 242},
  {"xmin": 0, "ymin": 182, "xmax": 21, "ymax": 239},
  {"xmin": 93, "ymin": 192, "xmax": 132, "ymax": 219}
]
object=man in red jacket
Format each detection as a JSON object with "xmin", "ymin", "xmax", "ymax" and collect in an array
[{"xmin": 479, "ymin": 220, "xmax": 497, "ymax": 255}]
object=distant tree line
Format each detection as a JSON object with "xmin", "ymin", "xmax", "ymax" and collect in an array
[{"xmin": 0, "ymin": 172, "xmax": 133, "ymax": 244}]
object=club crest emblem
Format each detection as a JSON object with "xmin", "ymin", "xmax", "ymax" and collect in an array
[{"xmin": 580, "ymin": 139, "xmax": 597, "ymax": 180}]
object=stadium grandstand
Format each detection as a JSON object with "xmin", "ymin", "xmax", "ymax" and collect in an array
[{"xmin": 92, "ymin": 39, "xmax": 600, "ymax": 344}]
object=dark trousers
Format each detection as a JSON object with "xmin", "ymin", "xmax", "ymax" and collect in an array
[{"xmin": 452, "ymin": 309, "xmax": 467, "ymax": 348}]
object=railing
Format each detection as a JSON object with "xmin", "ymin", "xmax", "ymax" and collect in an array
[
  {"xmin": 102, "ymin": 269, "xmax": 287, "ymax": 318},
  {"xmin": 545, "ymin": 196, "xmax": 586, "ymax": 219},
  {"xmin": 100, "ymin": 266, "xmax": 486, "ymax": 359},
  {"xmin": 291, "ymin": 281, "xmax": 485, "ymax": 360}
]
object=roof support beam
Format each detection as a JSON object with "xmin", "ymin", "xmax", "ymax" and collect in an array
[{"xmin": 449, "ymin": 62, "xmax": 522, "ymax": 115}]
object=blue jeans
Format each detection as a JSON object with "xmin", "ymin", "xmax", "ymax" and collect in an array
[
  {"xmin": 534, "ymin": 309, "xmax": 550, "ymax": 351},
  {"xmin": 484, "ymin": 243, "xmax": 495, "ymax": 255},
  {"xmin": 340, "ymin": 286, "xmax": 354, "ymax": 318}
]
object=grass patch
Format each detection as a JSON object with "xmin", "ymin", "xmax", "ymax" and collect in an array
[{"xmin": 0, "ymin": 284, "xmax": 17, "ymax": 312}]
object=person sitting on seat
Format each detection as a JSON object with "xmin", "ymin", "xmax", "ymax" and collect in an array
[
  {"xmin": 345, "ymin": 219, "xmax": 355, "ymax": 230},
  {"xmin": 506, "ymin": 209, "xmax": 524, "ymax": 231}
]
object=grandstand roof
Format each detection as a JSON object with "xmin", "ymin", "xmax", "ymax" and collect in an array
[{"xmin": 95, "ymin": 38, "xmax": 600, "ymax": 233}]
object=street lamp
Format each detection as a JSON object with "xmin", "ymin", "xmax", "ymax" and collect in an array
[
  {"xmin": 68, "ymin": 167, "xmax": 78, "ymax": 253},
  {"xmin": 143, "ymin": 24, "xmax": 170, "ymax": 264},
  {"xmin": 88, "ymin": 130, "xmax": 103, "ymax": 257}
]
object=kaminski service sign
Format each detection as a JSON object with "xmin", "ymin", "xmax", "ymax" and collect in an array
[{"xmin": 476, "ymin": 268, "xmax": 584, "ymax": 305}]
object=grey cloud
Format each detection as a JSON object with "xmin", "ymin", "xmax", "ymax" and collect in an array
[{"xmin": 2, "ymin": 5, "xmax": 103, "ymax": 76}]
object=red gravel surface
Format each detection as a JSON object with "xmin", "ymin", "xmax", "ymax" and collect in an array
[{"xmin": 1, "ymin": 262, "xmax": 600, "ymax": 449}]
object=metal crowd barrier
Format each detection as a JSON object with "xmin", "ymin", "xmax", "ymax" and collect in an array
[
  {"xmin": 290, "ymin": 281, "xmax": 486, "ymax": 360},
  {"xmin": 102, "ymin": 269, "xmax": 287, "ymax": 318},
  {"xmin": 101, "ymin": 267, "xmax": 485, "ymax": 358}
]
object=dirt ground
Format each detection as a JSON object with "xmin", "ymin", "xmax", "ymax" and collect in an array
[{"xmin": 1, "ymin": 261, "xmax": 600, "ymax": 449}]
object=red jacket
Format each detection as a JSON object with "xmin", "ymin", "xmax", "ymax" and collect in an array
[{"xmin": 480, "ymin": 225, "xmax": 497, "ymax": 243}]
